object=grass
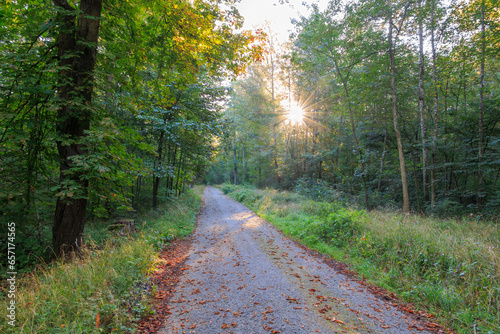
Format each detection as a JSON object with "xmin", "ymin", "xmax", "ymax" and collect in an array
[
  {"xmin": 0, "ymin": 186, "xmax": 203, "ymax": 333},
  {"xmin": 220, "ymin": 183, "xmax": 500, "ymax": 334}
]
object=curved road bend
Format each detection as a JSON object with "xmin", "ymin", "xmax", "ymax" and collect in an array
[{"xmin": 159, "ymin": 187, "xmax": 432, "ymax": 334}]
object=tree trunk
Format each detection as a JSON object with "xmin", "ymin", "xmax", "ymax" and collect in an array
[
  {"xmin": 233, "ymin": 145, "xmax": 237, "ymax": 185},
  {"xmin": 274, "ymin": 126, "xmax": 281, "ymax": 186},
  {"xmin": 417, "ymin": 0, "xmax": 428, "ymax": 202},
  {"xmin": 430, "ymin": 0, "xmax": 439, "ymax": 210},
  {"xmin": 242, "ymin": 144, "xmax": 246, "ymax": 184},
  {"xmin": 133, "ymin": 175, "xmax": 142, "ymax": 210},
  {"xmin": 258, "ymin": 167, "xmax": 262, "ymax": 187},
  {"xmin": 304, "ymin": 126, "xmax": 308, "ymax": 175},
  {"xmin": 153, "ymin": 131, "xmax": 164, "ymax": 209},
  {"xmin": 477, "ymin": 0, "xmax": 486, "ymax": 208},
  {"xmin": 378, "ymin": 129, "xmax": 388, "ymax": 191},
  {"xmin": 175, "ymin": 152, "xmax": 184, "ymax": 196},
  {"xmin": 52, "ymin": 0, "xmax": 102, "ymax": 256},
  {"xmin": 388, "ymin": 0, "xmax": 410, "ymax": 213}
]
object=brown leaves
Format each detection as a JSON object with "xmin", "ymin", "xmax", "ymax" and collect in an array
[
  {"xmin": 155, "ymin": 291, "xmax": 170, "ymax": 299},
  {"xmin": 221, "ymin": 322, "xmax": 238, "ymax": 329},
  {"xmin": 261, "ymin": 306, "xmax": 274, "ymax": 314},
  {"xmin": 136, "ymin": 238, "xmax": 192, "ymax": 333},
  {"xmin": 331, "ymin": 318, "xmax": 346, "ymax": 325}
]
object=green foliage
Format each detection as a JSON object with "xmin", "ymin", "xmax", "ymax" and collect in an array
[
  {"xmin": 224, "ymin": 185, "xmax": 500, "ymax": 334},
  {"xmin": 1, "ymin": 0, "xmax": 260, "ymax": 260},
  {"xmin": 208, "ymin": 0, "xmax": 500, "ymax": 218},
  {"xmin": 294, "ymin": 176, "xmax": 340, "ymax": 202},
  {"xmin": 310, "ymin": 208, "xmax": 363, "ymax": 247}
]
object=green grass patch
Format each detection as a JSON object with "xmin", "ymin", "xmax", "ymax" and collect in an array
[
  {"xmin": 220, "ymin": 184, "xmax": 500, "ymax": 334},
  {"xmin": 0, "ymin": 187, "xmax": 203, "ymax": 333}
]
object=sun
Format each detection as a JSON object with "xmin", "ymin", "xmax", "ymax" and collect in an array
[{"xmin": 286, "ymin": 101, "xmax": 304, "ymax": 125}]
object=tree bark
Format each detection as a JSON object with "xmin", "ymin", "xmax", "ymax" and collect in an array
[
  {"xmin": 378, "ymin": 129, "xmax": 388, "ymax": 191},
  {"xmin": 430, "ymin": 0, "xmax": 439, "ymax": 209},
  {"xmin": 417, "ymin": 0, "xmax": 428, "ymax": 202},
  {"xmin": 233, "ymin": 145, "xmax": 237, "ymax": 185},
  {"xmin": 153, "ymin": 131, "xmax": 164, "ymax": 209},
  {"xmin": 477, "ymin": 0, "xmax": 486, "ymax": 208},
  {"xmin": 388, "ymin": 0, "xmax": 410, "ymax": 213},
  {"xmin": 304, "ymin": 125, "xmax": 308, "ymax": 175},
  {"xmin": 242, "ymin": 144, "xmax": 246, "ymax": 184},
  {"xmin": 175, "ymin": 151, "xmax": 184, "ymax": 196},
  {"xmin": 273, "ymin": 126, "xmax": 281, "ymax": 186},
  {"xmin": 52, "ymin": 0, "xmax": 102, "ymax": 256},
  {"xmin": 133, "ymin": 175, "xmax": 142, "ymax": 210}
]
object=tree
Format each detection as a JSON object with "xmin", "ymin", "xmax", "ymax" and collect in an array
[
  {"xmin": 387, "ymin": 0, "xmax": 410, "ymax": 213},
  {"xmin": 52, "ymin": 0, "xmax": 103, "ymax": 255},
  {"xmin": 1, "ymin": 0, "xmax": 261, "ymax": 258}
]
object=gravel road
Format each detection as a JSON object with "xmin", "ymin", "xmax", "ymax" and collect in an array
[{"xmin": 159, "ymin": 187, "xmax": 433, "ymax": 334}]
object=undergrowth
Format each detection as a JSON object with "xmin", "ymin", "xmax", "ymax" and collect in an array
[
  {"xmin": 0, "ymin": 187, "xmax": 202, "ymax": 333},
  {"xmin": 220, "ymin": 183, "xmax": 500, "ymax": 334}
]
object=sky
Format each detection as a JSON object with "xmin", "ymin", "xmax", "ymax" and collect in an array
[{"xmin": 235, "ymin": 0, "xmax": 330, "ymax": 43}]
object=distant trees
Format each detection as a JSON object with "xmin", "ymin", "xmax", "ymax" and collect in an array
[{"xmin": 209, "ymin": 0, "xmax": 500, "ymax": 216}]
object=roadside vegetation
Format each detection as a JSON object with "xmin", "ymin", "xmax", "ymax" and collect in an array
[
  {"xmin": 0, "ymin": 187, "xmax": 202, "ymax": 334},
  {"xmin": 220, "ymin": 183, "xmax": 500, "ymax": 334}
]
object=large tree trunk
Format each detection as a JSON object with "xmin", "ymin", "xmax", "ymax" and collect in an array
[
  {"xmin": 388, "ymin": 0, "xmax": 410, "ymax": 213},
  {"xmin": 52, "ymin": 0, "xmax": 102, "ymax": 256}
]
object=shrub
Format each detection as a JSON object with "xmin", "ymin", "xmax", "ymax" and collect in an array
[{"xmin": 310, "ymin": 208, "xmax": 363, "ymax": 247}]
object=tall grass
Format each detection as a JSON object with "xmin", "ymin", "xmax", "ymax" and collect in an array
[
  {"xmin": 0, "ymin": 187, "xmax": 202, "ymax": 333},
  {"xmin": 220, "ymin": 184, "xmax": 500, "ymax": 334}
]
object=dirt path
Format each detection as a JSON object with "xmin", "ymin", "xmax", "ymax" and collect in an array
[{"xmin": 159, "ymin": 187, "xmax": 435, "ymax": 334}]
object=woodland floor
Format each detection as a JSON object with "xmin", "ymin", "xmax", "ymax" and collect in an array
[{"xmin": 138, "ymin": 187, "xmax": 450, "ymax": 334}]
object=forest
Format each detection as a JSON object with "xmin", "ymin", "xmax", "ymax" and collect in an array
[
  {"xmin": 1, "ymin": 0, "xmax": 499, "ymax": 332},
  {"xmin": 1, "ymin": 0, "xmax": 262, "ymax": 263},
  {"xmin": 0, "ymin": 0, "xmax": 499, "ymax": 272},
  {"xmin": 208, "ymin": 0, "xmax": 500, "ymax": 218}
]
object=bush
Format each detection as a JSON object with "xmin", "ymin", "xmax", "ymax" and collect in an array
[
  {"xmin": 294, "ymin": 176, "xmax": 340, "ymax": 202},
  {"xmin": 310, "ymin": 208, "xmax": 363, "ymax": 247}
]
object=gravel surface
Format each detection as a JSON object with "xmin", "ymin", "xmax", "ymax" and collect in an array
[{"xmin": 159, "ymin": 187, "xmax": 433, "ymax": 334}]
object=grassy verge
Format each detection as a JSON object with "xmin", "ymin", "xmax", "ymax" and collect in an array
[
  {"xmin": 219, "ymin": 184, "xmax": 500, "ymax": 334},
  {"xmin": 0, "ymin": 186, "xmax": 203, "ymax": 333}
]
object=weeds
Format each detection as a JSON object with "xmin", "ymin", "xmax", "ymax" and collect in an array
[
  {"xmin": 220, "ymin": 184, "xmax": 500, "ymax": 334},
  {"xmin": 0, "ymin": 187, "xmax": 202, "ymax": 333}
]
